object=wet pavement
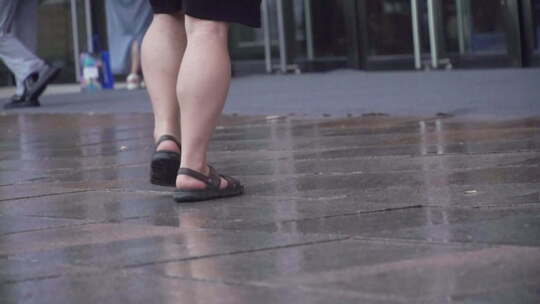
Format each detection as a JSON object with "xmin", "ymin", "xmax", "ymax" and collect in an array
[{"xmin": 1, "ymin": 112, "xmax": 539, "ymax": 303}]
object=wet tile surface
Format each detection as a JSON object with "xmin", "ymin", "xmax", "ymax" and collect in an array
[
  {"xmin": 0, "ymin": 271, "xmax": 374, "ymax": 304},
  {"xmin": 1, "ymin": 113, "xmax": 539, "ymax": 303}
]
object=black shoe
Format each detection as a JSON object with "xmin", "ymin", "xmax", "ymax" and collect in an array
[
  {"xmin": 24, "ymin": 64, "xmax": 61, "ymax": 101},
  {"xmin": 3, "ymin": 97, "xmax": 40, "ymax": 109},
  {"xmin": 150, "ymin": 135, "xmax": 182, "ymax": 187},
  {"xmin": 173, "ymin": 166, "xmax": 244, "ymax": 203},
  {"xmin": 8, "ymin": 94, "xmax": 24, "ymax": 103}
]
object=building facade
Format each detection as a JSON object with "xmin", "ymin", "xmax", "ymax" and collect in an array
[
  {"xmin": 231, "ymin": 0, "xmax": 540, "ymax": 73},
  {"xmin": 1, "ymin": 0, "xmax": 540, "ymax": 86}
]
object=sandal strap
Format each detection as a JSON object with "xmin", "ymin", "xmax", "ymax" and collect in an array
[
  {"xmin": 207, "ymin": 165, "xmax": 222, "ymax": 189},
  {"xmin": 155, "ymin": 135, "xmax": 181, "ymax": 150},
  {"xmin": 221, "ymin": 174, "xmax": 241, "ymax": 190},
  {"xmin": 178, "ymin": 166, "xmax": 221, "ymax": 189}
]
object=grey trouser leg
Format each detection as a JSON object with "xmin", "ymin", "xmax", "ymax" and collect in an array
[
  {"xmin": 14, "ymin": 0, "xmax": 41, "ymax": 95},
  {"xmin": 0, "ymin": 0, "xmax": 44, "ymax": 96}
]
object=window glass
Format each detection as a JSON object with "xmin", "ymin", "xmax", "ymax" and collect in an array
[
  {"xmin": 533, "ymin": 0, "xmax": 540, "ymax": 52},
  {"xmin": 366, "ymin": 0, "xmax": 414, "ymax": 56}
]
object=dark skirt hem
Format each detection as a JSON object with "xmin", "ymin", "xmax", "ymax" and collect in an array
[
  {"xmin": 150, "ymin": 0, "xmax": 261, "ymax": 28},
  {"xmin": 185, "ymin": 11, "xmax": 261, "ymax": 28}
]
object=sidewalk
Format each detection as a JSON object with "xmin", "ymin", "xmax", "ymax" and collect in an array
[
  {"xmin": 0, "ymin": 69, "xmax": 539, "ymax": 303},
  {"xmin": 1, "ymin": 68, "xmax": 540, "ymax": 118}
]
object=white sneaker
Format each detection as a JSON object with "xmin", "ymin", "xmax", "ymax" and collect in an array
[{"xmin": 126, "ymin": 73, "xmax": 141, "ymax": 90}]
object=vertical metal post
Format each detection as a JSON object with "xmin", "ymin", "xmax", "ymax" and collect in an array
[
  {"xmin": 262, "ymin": 0, "xmax": 273, "ymax": 73},
  {"xmin": 304, "ymin": 0, "xmax": 315, "ymax": 61},
  {"xmin": 456, "ymin": 0, "xmax": 466, "ymax": 54},
  {"xmin": 70, "ymin": 0, "xmax": 80, "ymax": 81},
  {"xmin": 84, "ymin": 0, "xmax": 94, "ymax": 53},
  {"xmin": 427, "ymin": 0, "xmax": 439, "ymax": 68},
  {"xmin": 276, "ymin": 0, "xmax": 288, "ymax": 73},
  {"xmin": 411, "ymin": 0, "xmax": 422, "ymax": 69}
]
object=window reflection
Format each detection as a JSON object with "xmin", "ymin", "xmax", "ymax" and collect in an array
[
  {"xmin": 38, "ymin": 0, "xmax": 85, "ymax": 82},
  {"xmin": 366, "ymin": 0, "xmax": 414, "ymax": 56},
  {"xmin": 467, "ymin": 0, "xmax": 507, "ymax": 53},
  {"xmin": 534, "ymin": 0, "xmax": 540, "ymax": 52}
]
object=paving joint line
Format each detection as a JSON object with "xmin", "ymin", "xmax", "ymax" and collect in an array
[
  {"xmin": 119, "ymin": 236, "xmax": 351, "ymax": 270},
  {"xmin": 1, "ymin": 274, "xmax": 63, "ymax": 285},
  {"xmin": 350, "ymin": 235, "xmax": 540, "ymax": 248},
  {"xmin": 0, "ymin": 189, "xmax": 94, "ymax": 203},
  {"xmin": 263, "ymin": 205, "xmax": 425, "ymax": 226},
  {"xmin": 0, "ymin": 220, "xmax": 101, "ymax": 237}
]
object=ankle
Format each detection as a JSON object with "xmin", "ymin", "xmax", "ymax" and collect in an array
[{"xmin": 180, "ymin": 162, "xmax": 209, "ymax": 175}]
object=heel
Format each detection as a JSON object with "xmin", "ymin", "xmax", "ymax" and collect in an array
[{"xmin": 150, "ymin": 151, "xmax": 180, "ymax": 186}]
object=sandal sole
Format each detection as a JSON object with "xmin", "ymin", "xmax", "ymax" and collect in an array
[{"xmin": 173, "ymin": 186, "xmax": 244, "ymax": 203}]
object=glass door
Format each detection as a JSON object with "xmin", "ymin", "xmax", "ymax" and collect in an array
[
  {"xmin": 534, "ymin": 0, "xmax": 540, "ymax": 56},
  {"xmin": 437, "ymin": 0, "xmax": 522, "ymax": 68},
  {"xmin": 532, "ymin": 0, "xmax": 540, "ymax": 65},
  {"xmin": 521, "ymin": 0, "xmax": 540, "ymax": 66},
  {"xmin": 359, "ymin": 0, "xmax": 523, "ymax": 70},
  {"xmin": 360, "ymin": 0, "xmax": 422, "ymax": 69}
]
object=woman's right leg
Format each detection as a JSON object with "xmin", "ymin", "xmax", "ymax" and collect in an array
[
  {"xmin": 141, "ymin": 12, "xmax": 187, "ymax": 152},
  {"xmin": 175, "ymin": 16, "xmax": 232, "ymax": 191}
]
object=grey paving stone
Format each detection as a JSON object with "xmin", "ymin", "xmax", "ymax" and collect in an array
[
  {"xmin": 248, "ymin": 166, "xmax": 540, "ymax": 195},
  {"xmin": 1, "ymin": 111, "xmax": 539, "ymax": 303},
  {"xmin": 367, "ymin": 210, "xmax": 540, "ymax": 246},
  {"xmin": 2, "ymin": 69, "xmax": 540, "ymax": 118},
  {"xmin": 300, "ymin": 245, "xmax": 540, "ymax": 303},
  {"xmin": 0, "ymin": 216, "xmax": 87, "ymax": 235},
  {"xmin": 249, "ymin": 207, "xmax": 540, "ymax": 247},
  {"xmin": 275, "ymin": 183, "xmax": 540, "ymax": 207},
  {"xmin": 216, "ymin": 152, "xmax": 540, "ymax": 177},
  {"xmin": 0, "ymin": 226, "xmax": 343, "ymax": 282},
  {"xmin": 129, "ymin": 239, "xmax": 540, "ymax": 302},
  {"xmin": 123, "ymin": 199, "xmax": 416, "ymax": 230},
  {"xmin": 293, "ymin": 139, "xmax": 540, "ymax": 160},
  {"xmin": 133, "ymin": 238, "xmax": 484, "ymax": 285},
  {"xmin": 0, "ymin": 271, "xmax": 378, "ymax": 304},
  {"xmin": 0, "ymin": 191, "xmax": 176, "ymax": 220},
  {"xmin": 0, "ymin": 156, "xmax": 146, "ymax": 173},
  {"xmin": 0, "ymin": 223, "xmax": 183, "ymax": 256},
  {"xmin": 0, "ymin": 185, "xmax": 88, "ymax": 202}
]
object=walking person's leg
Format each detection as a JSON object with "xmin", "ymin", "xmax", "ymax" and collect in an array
[
  {"xmin": 127, "ymin": 40, "xmax": 142, "ymax": 90},
  {"xmin": 0, "ymin": 0, "xmax": 61, "ymax": 109},
  {"xmin": 144, "ymin": 0, "xmax": 260, "ymax": 201},
  {"xmin": 13, "ymin": 0, "xmax": 40, "ymax": 97},
  {"xmin": 142, "ymin": 11, "xmax": 186, "ymax": 186},
  {"xmin": 0, "ymin": 0, "xmax": 44, "ymax": 90},
  {"xmin": 172, "ymin": 15, "xmax": 244, "ymax": 202},
  {"xmin": 175, "ymin": 16, "xmax": 233, "ymax": 191}
]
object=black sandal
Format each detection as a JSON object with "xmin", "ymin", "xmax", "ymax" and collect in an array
[
  {"xmin": 173, "ymin": 166, "xmax": 244, "ymax": 203},
  {"xmin": 150, "ymin": 135, "xmax": 181, "ymax": 186}
]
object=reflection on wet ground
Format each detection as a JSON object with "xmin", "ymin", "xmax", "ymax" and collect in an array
[{"xmin": 1, "ymin": 113, "xmax": 539, "ymax": 303}]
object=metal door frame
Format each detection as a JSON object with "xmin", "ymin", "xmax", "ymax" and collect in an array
[
  {"xmin": 412, "ymin": 0, "xmax": 449, "ymax": 70},
  {"xmin": 262, "ymin": 0, "xmax": 299, "ymax": 73},
  {"xmin": 70, "ymin": 0, "xmax": 94, "ymax": 82}
]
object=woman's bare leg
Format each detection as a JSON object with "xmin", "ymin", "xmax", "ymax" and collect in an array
[
  {"xmin": 141, "ymin": 12, "xmax": 186, "ymax": 152},
  {"xmin": 176, "ymin": 16, "xmax": 231, "ymax": 190}
]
